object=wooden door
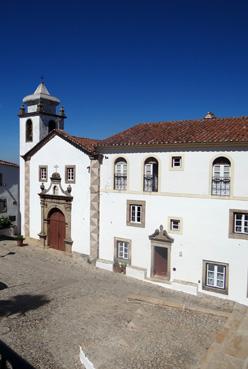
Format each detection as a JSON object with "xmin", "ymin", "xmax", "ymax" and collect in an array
[
  {"xmin": 153, "ymin": 246, "xmax": 167, "ymax": 277},
  {"xmin": 48, "ymin": 209, "xmax": 65, "ymax": 251}
]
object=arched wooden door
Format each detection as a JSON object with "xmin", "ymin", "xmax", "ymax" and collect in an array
[{"xmin": 48, "ymin": 209, "xmax": 65, "ymax": 251}]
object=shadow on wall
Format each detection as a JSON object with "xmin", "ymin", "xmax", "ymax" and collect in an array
[
  {"xmin": 0, "ymin": 340, "xmax": 36, "ymax": 369},
  {"xmin": 0, "ymin": 294, "xmax": 50, "ymax": 317}
]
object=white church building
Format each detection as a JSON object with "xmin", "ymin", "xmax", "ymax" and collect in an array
[{"xmin": 19, "ymin": 83, "xmax": 248, "ymax": 306}]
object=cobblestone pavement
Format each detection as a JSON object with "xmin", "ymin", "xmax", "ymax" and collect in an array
[{"xmin": 0, "ymin": 240, "xmax": 233, "ymax": 369}]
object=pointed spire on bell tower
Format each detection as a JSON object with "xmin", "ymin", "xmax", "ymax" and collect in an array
[{"xmin": 19, "ymin": 82, "xmax": 66, "ymax": 156}]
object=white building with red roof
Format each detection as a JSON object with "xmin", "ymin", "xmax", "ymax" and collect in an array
[
  {"xmin": 19, "ymin": 83, "xmax": 248, "ymax": 306},
  {"xmin": 0, "ymin": 160, "xmax": 19, "ymax": 234}
]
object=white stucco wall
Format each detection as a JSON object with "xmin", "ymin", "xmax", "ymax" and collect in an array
[
  {"xmin": 99, "ymin": 147, "xmax": 248, "ymax": 305},
  {"xmin": 100, "ymin": 147, "xmax": 248, "ymax": 198},
  {"xmin": 28, "ymin": 135, "xmax": 91, "ymax": 255},
  {"xmin": 0, "ymin": 164, "xmax": 19, "ymax": 229}
]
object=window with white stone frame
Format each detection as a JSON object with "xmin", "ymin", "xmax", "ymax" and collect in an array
[
  {"xmin": 39, "ymin": 166, "xmax": 48, "ymax": 182},
  {"xmin": 229, "ymin": 209, "xmax": 248, "ymax": 240},
  {"xmin": 202, "ymin": 260, "xmax": 228, "ymax": 295},
  {"xmin": 0, "ymin": 199, "xmax": 7, "ymax": 213},
  {"xmin": 126, "ymin": 200, "xmax": 146, "ymax": 228},
  {"xmin": 65, "ymin": 166, "xmax": 76, "ymax": 184}
]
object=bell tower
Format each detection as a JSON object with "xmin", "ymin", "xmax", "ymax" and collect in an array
[{"xmin": 19, "ymin": 82, "xmax": 66, "ymax": 156}]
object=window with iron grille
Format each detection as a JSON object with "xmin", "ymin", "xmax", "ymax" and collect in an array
[
  {"xmin": 144, "ymin": 157, "xmax": 158, "ymax": 192},
  {"xmin": 65, "ymin": 166, "xmax": 76, "ymax": 183},
  {"xmin": 39, "ymin": 166, "xmax": 47, "ymax": 182},
  {"xmin": 211, "ymin": 157, "xmax": 231, "ymax": 196},
  {"xmin": 114, "ymin": 158, "xmax": 127, "ymax": 190}
]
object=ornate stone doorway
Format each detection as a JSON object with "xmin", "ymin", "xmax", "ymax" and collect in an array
[
  {"xmin": 149, "ymin": 225, "xmax": 174, "ymax": 280},
  {"xmin": 39, "ymin": 172, "xmax": 73, "ymax": 254},
  {"xmin": 48, "ymin": 208, "xmax": 66, "ymax": 251}
]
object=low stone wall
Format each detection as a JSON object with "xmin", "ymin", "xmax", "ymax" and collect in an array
[{"xmin": 0, "ymin": 227, "xmax": 17, "ymax": 237}]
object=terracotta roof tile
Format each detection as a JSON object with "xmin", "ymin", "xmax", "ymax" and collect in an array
[
  {"xmin": 99, "ymin": 116, "xmax": 248, "ymax": 147},
  {"xmin": 69, "ymin": 135, "xmax": 100, "ymax": 154},
  {"xmin": 0, "ymin": 160, "xmax": 19, "ymax": 168}
]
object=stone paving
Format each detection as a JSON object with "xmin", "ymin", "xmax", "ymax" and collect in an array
[{"xmin": 0, "ymin": 240, "xmax": 237, "ymax": 369}]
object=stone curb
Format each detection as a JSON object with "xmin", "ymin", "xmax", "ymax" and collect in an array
[{"xmin": 127, "ymin": 294, "xmax": 231, "ymax": 318}]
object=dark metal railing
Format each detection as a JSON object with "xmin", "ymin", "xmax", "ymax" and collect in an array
[
  {"xmin": 143, "ymin": 176, "xmax": 158, "ymax": 192},
  {"xmin": 211, "ymin": 176, "xmax": 230, "ymax": 196},
  {"xmin": 114, "ymin": 175, "xmax": 127, "ymax": 190}
]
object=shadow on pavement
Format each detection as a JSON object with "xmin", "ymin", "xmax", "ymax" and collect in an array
[
  {"xmin": 0, "ymin": 251, "xmax": 16, "ymax": 258},
  {"xmin": 0, "ymin": 294, "xmax": 50, "ymax": 317},
  {"xmin": 0, "ymin": 340, "xmax": 36, "ymax": 369},
  {"xmin": 0, "ymin": 283, "xmax": 8, "ymax": 291}
]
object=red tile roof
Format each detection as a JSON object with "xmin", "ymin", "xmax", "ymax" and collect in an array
[
  {"xmin": 69, "ymin": 135, "xmax": 100, "ymax": 154},
  {"xmin": 22, "ymin": 129, "xmax": 99, "ymax": 159},
  {"xmin": 99, "ymin": 116, "xmax": 248, "ymax": 147},
  {"xmin": 0, "ymin": 160, "xmax": 19, "ymax": 168}
]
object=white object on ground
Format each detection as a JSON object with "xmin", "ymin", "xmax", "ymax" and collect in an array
[{"xmin": 79, "ymin": 346, "xmax": 95, "ymax": 369}]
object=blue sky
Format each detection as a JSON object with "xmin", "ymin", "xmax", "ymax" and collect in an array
[{"xmin": 1, "ymin": 0, "xmax": 248, "ymax": 163}]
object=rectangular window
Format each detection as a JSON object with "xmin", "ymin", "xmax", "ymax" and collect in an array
[
  {"xmin": 170, "ymin": 219, "xmax": 180, "ymax": 231},
  {"xmin": 117, "ymin": 241, "xmax": 129, "ymax": 260},
  {"xmin": 39, "ymin": 166, "xmax": 47, "ymax": 182},
  {"xmin": 202, "ymin": 260, "xmax": 228, "ymax": 295},
  {"xmin": 234, "ymin": 213, "xmax": 248, "ymax": 234},
  {"xmin": 131, "ymin": 205, "xmax": 141, "ymax": 223},
  {"xmin": 0, "ymin": 173, "xmax": 2, "ymax": 186},
  {"xmin": 229, "ymin": 209, "xmax": 248, "ymax": 240},
  {"xmin": 171, "ymin": 156, "xmax": 182, "ymax": 168},
  {"xmin": 114, "ymin": 237, "xmax": 131, "ymax": 265},
  {"xmin": 65, "ymin": 166, "xmax": 76, "ymax": 184},
  {"xmin": 0, "ymin": 199, "xmax": 7, "ymax": 213},
  {"xmin": 126, "ymin": 200, "xmax": 146, "ymax": 227}
]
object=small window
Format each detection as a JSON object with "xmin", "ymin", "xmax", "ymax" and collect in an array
[
  {"xmin": 171, "ymin": 156, "xmax": 182, "ymax": 168},
  {"xmin": 0, "ymin": 173, "xmax": 2, "ymax": 186},
  {"xmin": 168, "ymin": 217, "xmax": 182, "ymax": 234},
  {"xmin": 39, "ymin": 166, "xmax": 48, "ymax": 182},
  {"xmin": 65, "ymin": 166, "xmax": 76, "ymax": 184},
  {"xmin": 114, "ymin": 237, "xmax": 131, "ymax": 265},
  {"xmin": 114, "ymin": 158, "xmax": 127, "ymax": 190},
  {"xmin": 0, "ymin": 199, "xmax": 7, "ymax": 213},
  {"xmin": 234, "ymin": 213, "xmax": 248, "ymax": 234},
  {"xmin": 203, "ymin": 260, "xmax": 228, "ymax": 295},
  {"xmin": 229, "ymin": 209, "xmax": 248, "ymax": 240},
  {"xmin": 117, "ymin": 241, "xmax": 129, "ymax": 260},
  {"xmin": 26, "ymin": 119, "xmax": 33, "ymax": 142},
  {"xmin": 126, "ymin": 200, "xmax": 146, "ymax": 228},
  {"xmin": 170, "ymin": 219, "xmax": 180, "ymax": 231},
  {"xmin": 9, "ymin": 215, "xmax": 16, "ymax": 222}
]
